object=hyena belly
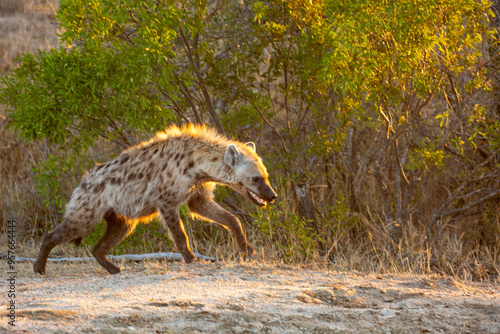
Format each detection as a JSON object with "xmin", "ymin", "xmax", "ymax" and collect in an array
[{"xmin": 34, "ymin": 124, "xmax": 276, "ymax": 275}]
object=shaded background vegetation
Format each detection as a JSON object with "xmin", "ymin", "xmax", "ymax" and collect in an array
[{"xmin": 1, "ymin": 0, "xmax": 499, "ymax": 280}]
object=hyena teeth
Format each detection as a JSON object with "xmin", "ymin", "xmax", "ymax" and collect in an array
[{"xmin": 249, "ymin": 189, "xmax": 266, "ymax": 206}]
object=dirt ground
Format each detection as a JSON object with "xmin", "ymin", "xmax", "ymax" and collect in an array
[{"xmin": 2, "ymin": 260, "xmax": 499, "ymax": 334}]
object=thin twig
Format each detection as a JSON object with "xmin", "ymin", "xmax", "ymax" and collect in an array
[{"xmin": 15, "ymin": 252, "xmax": 216, "ymax": 263}]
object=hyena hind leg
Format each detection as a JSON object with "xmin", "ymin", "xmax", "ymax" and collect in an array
[
  {"xmin": 188, "ymin": 197, "xmax": 256, "ymax": 256},
  {"xmin": 34, "ymin": 219, "xmax": 90, "ymax": 275},
  {"xmin": 91, "ymin": 211, "xmax": 137, "ymax": 274}
]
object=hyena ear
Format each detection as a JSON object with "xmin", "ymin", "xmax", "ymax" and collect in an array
[
  {"xmin": 245, "ymin": 142, "xmax": 256, "ymax": 152},
  {"xmin": 224, "ymin": 144, "xmax": 242, "ymax": 167}
]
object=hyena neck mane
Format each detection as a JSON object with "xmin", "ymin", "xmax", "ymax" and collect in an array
[{"xmin": 150, "ymin": 124, "xmax": 256, "ymax": 186}]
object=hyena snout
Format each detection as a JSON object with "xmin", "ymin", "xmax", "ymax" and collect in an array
[
  {"xmin": 262, "ymin": 185, "xmax": 277, "ymax": 203},
  {"xmin": 247, "ymin": 182, "xmax": 277, "ymax": 207}
]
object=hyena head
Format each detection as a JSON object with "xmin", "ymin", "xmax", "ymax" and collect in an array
[{"xmin": 224, "ymin": 142, "xmax": 277, "ymax": 207}]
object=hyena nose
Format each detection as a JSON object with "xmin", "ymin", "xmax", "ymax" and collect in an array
[{"xmin": 270, "ymin": 192, "xmax": 277, "ymax": 202}]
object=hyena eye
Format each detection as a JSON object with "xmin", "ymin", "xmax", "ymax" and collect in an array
[{"xmin": 252, "ymin": 176, "xmax": 263, "ymax": 183}]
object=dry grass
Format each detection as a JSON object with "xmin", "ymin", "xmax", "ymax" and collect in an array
[
  {"xmin": 1, "ymin": 0, "xmax": 62, "ymax": 238},
  {"xmin": 0, "ymin": 0, "xmax": 60, "ymax": 72}
]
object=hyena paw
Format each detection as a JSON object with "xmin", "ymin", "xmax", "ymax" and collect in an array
[
  {"xmin": 240, "ymin": 243, "xmax": 256, "ymax": 256},
  {"xmin": 33, "ymin": 262, "xmax": 46, "ymax": 275},
  {"xmin": 107, "ymin": 266, "xmax": 121, "ymax": 275},
  {"xmin": 183, "ymin": 253, "xmax": 197, "ymax": 264}
]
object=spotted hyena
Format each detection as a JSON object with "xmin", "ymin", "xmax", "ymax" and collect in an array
[{"xmin": 34, "ymin": 124, "xmax": 277, "ymax": 274}]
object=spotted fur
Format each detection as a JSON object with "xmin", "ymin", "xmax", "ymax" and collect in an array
[{"xmin": 34, "ymin": 124, "xmax": 277, "ymax": 274}]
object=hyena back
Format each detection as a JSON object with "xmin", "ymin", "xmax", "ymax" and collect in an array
[{"xmin": 34, "ymin": 124, "xmax": 277, "ymax": 274}]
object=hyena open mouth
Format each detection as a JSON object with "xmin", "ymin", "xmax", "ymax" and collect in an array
[{"xmin": 247, "ymin": 189, "xmax": 267, "ymax": 207}]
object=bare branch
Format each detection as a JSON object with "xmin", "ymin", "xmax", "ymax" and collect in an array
[
  {"xmin": 177, "ymin": 27, "xmax": 225, "ymax": 134},
  {"xmin": 442, "ymin": 189, "xmax": 500, "ymax": 218},
  {"xmin": 426, "ymin": 149, "xmax": 500, "ymax": 232}
]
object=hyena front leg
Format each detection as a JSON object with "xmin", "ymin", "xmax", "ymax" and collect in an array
[
  {"xmin": 157, "ymin": 206, "xmax": 197, "ymax": 264},
  {"xmin": 188, "ymin": 197, "xmax": 256, "ymax": 256},
  {"xmin": 91, "ymin": 210, "xmax": 137, "ymax": 274}
]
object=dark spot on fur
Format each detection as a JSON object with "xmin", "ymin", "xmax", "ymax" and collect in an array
[
  {"xmin": 80, "ymin": 182, "xmax": 88, "ymax": 190},
  {"xmin": 174, "ymin": 153, "xmax": 180, "ymax": 161},
  {"xmin": 211, "ymin": 157, "xmax": 218, "ymax": 162},
  {"xmin": 120, "ymin": 155, "xmax": 130, "ymax": 165},
  {"xmin": 127, "ymin": 173, "xmax": 136, "ymax": 182},
  {"xmin": 110, "ymin": 177, "xmax": 121, "ymax": 185},
  {"xmin": 179, "ymin": 153, "xmax": 185, "ymax": 161},
  {"xmin": 153, "ymin": 147, "xmax": 159, "ymax": 155},
  {"xmin": 196, "ymin": 172, "xmax": 209, "ymax": 180},
  {"xmin": 187, "ymin": 160, "xmax": 194, "ymax": 169},
  {"xmin": 94, "ymin": 182, "xmax": 106, "ymax": 193},
  {"xmin": 238, "ymin": 182, "xmax": 244, "ymax": 187}
]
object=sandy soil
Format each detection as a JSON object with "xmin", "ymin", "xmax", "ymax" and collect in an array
[{"xmin": 2, "ymin": 261, "xmax": 500, "ymax": 333}]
